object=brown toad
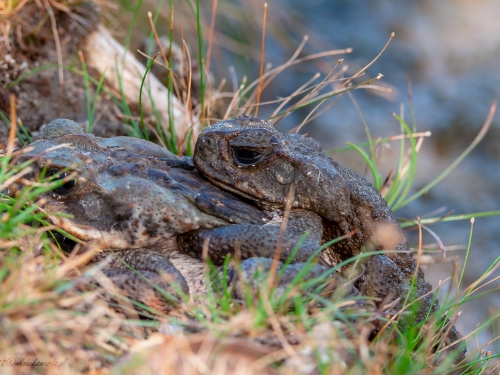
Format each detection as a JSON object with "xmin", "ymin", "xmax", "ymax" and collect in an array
[
  {"xmin": 10, "ymin": 118, "xmax": 358, "ymax": 312},
  {"xmin": 194, "ymin": 116, "xmax": 466, "ymax": 360}
]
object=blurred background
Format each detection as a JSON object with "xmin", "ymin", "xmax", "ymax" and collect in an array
[{"xmin": 104, "ymin": 0, "xmax": 499, "ymax": 350}]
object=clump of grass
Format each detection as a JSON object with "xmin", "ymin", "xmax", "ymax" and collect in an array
[{"xmin": 0, "ymin": 248, "xmax": 140, "ymax": 374}]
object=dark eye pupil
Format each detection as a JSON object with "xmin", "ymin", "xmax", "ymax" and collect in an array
[
  {"xmin": 47, "ymin": 169, "xmax": 77, "ymax": 195},
  {"xmin": 233, "ymin": 149, "xmax": 263, "ymax": 165}
]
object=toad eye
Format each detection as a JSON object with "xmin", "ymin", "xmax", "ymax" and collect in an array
[
  {"xmin": 232, "ymin": 148, "xmax": 264, "ymax": 166},
  {"xmin": 46, "ymin": 168, "xmax": 77, "ymax": 195}
]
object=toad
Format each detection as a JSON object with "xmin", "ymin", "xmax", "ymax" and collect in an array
[
  {"xmin": 194, "ymin": 115, "xmax": 465, "ymax": 359},
  {"xmin": 10, "ymin": 118, "xmax": 358, "ymax": 313}
]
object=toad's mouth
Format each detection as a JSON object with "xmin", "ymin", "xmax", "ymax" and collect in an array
[
  {"xmin": 194, "ymin": 162, "xmax": 272, "ymax": 206},
  {"xmin": 48, "ymin": 214, "xmax": 131, "ymax": 250},
  {"xmin": 199, "ymin": 173, "xmax": 287, "ymax": 214}
]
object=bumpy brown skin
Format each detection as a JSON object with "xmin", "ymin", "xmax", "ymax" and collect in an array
[
  {"xmin": 23, "ymin": 119, "xmax": 326, "ymax": 264},
  {"xmin": 13, "ymin": 118, "xmax": 355, "ymax": 313},
  {"xmin": 194, "ymin": 116, "xmax": 466, "ymax": 361}
]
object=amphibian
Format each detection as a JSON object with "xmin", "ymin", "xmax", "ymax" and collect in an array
[
  {"xmin": 194, "ymin": 115, "xmax": 465, "ymax": 360},
  {"xmin": 10, "ymin": 118, "xmax": 358, "ymax": 312}
]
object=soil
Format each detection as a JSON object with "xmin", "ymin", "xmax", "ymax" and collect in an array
[{"xmin": 0, "ymin": 1, "xmax": 129, "ymax": 142}]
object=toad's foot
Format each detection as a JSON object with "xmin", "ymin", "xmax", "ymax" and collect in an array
[
  {"xmin": 229, "ymin": 257, "xmax": 364, "ymax": 308},
  {"xmin": 88, "ymin": 249, "xmax": 189, "ymax": 315}
]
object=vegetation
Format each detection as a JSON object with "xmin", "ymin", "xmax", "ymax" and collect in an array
[{"xmin": 0, "ymin": 0, "xmax": 499, "ymax": 373}]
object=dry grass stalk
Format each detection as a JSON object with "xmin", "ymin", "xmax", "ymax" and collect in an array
[{"xmin": 80, "ymin": 24, "xmax": 197, "ymax": 138}]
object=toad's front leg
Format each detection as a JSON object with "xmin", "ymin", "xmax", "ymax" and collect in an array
[{"xmin": 176, "ymin": 210, "xmax": 324, "ymax": 266}]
